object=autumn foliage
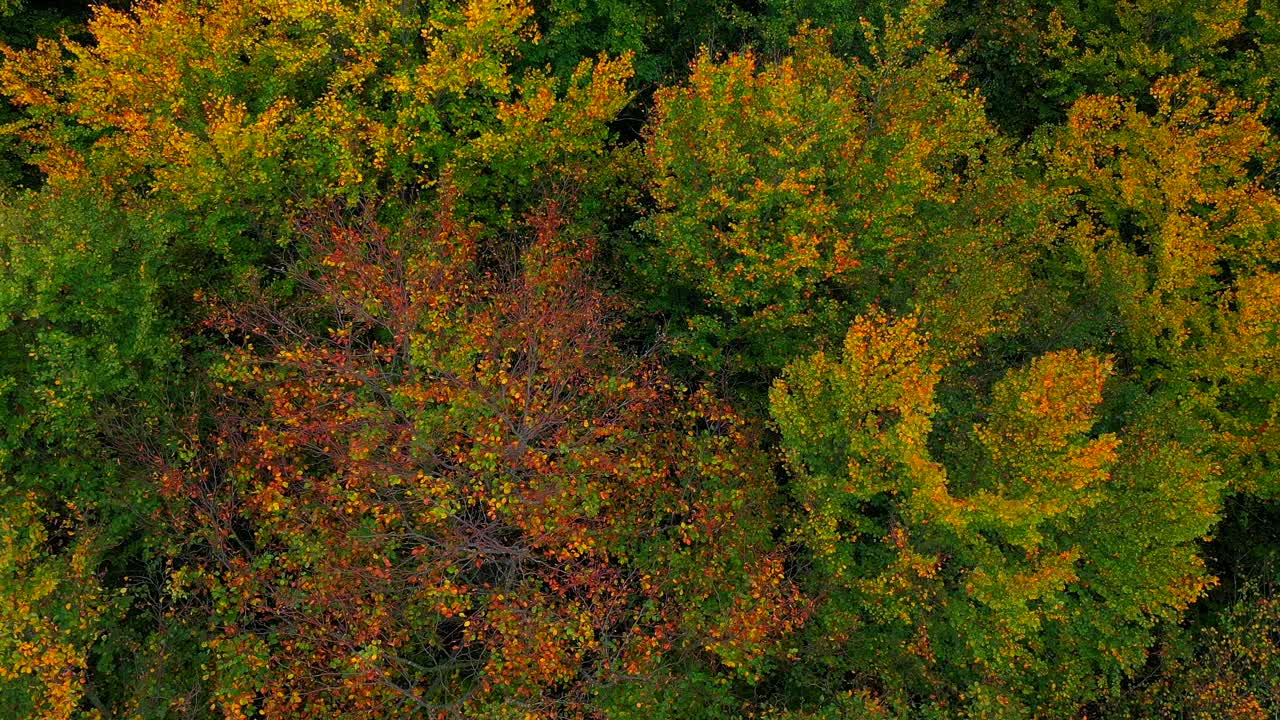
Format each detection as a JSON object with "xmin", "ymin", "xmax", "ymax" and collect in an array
[
  {"xmin": 150, "ymin": 198, "xmax": 802, "ymax": 718},
  {"xmin": 1, "ymin": 0, "xmax": 1278, "ymax": 719}
]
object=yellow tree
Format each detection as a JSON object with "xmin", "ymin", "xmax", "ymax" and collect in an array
[
  {"xmin": 1038, "ymin": 73, "xmax": 1280, "ymax": 499},
  {"xmin": 643, "ymin": 1, "xmax": 1032, "ymax": 374}
]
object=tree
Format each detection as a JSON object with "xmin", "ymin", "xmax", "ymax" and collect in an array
[
  {"xmin": 0, "ymin": 0, "xmax": 638, "ymax": 277},
  {"xmin": 943, "ymin": 0, "xmax": 1280, "ymax": 135},
  {"xmin": 770, "ymin": 312, "xmax": 1220, "ymax": 717},
  {"xmin": 643, "ymin": 1, "xmax": 1029, "ymax": 377},
  {"xmin": 1114, "ymin": 580, "xmax": 1280, "ymax": 720},
  {"xmin": 153, "ymin": 197, "xmax": 802, "ymax": 718},
  {"xmin": 1033, "ymin": 73, "xmax": 1280, "ymax": 499}
]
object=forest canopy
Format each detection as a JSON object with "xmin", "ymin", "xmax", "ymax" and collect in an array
[{"xmin": 1, "ymin": 0, "xmax": 1278, "ymax": 718}]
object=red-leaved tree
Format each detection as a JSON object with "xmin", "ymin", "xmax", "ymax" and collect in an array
[{"xmin": 153, "ymin": 192, "xmax": 805, "ymax": 719}]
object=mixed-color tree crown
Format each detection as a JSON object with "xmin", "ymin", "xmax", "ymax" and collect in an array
[{"xmin": 1, "ymin": 0, "xmax": 1277, "ymax": 718}]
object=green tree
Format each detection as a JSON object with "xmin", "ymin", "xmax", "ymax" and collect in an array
[
  {"xmin": 770, "ymin": 312, "xmax": 1221, "ymax": 717},
  {"xmin": 943, "ymin": 0, "xmax": 1280, "ymax": 134},
  {"xmin": 1113, "ymin": 581, "xmax": 1280, "ymax": 719}
]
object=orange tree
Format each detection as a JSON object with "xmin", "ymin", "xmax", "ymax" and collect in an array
[
  {"xmin": 1016, "ymin": 73, "xmax": 1280, "ymax": 682},
  {"xmin": 0, "ymin": 0, "xmax": 638, "ymax": 239},
  {"xmin": 642, "ymin": 0, "xmax": 1034, "ymax": 376},
  {"xmin": 152, "ymin": 198, "xmax": 804, "ymax": 719}
]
